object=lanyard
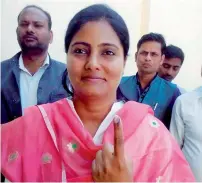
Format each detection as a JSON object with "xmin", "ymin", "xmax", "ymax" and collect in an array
[{"xmin": 137, "ymin": 84, "xmax": 150, "ymax": 103}]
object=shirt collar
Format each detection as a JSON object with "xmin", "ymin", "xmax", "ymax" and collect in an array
[
  {"xmin": 19, "ymin": 54, "xmax": 50, "ymax": 72},
  {"xmin": 136, "ymin": 72, "xmax": 158, "ymax": 89}
]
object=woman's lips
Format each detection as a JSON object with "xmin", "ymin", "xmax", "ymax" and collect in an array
[{"xmin": 81, "ymin": 76, "xmax": 106, "ymax": 83}]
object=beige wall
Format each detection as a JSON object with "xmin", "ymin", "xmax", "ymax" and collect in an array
[
  {"xmin": 1, "ymin": 0, "xmax": 202, "ymax": 91},
  {"xmin": 149, "ymin": 0, "xmax": 202, "ymax": 90}
]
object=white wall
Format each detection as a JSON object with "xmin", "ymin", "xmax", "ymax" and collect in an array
[
  {"xmin": 149, "ymin": 0, "xmax": 202, "ymax": 90},
  {"xmin": 1, "ymin": 0, "xmax": 202, "ymax": 91}
]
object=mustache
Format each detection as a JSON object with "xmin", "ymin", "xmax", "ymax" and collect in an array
[
  {"xmin": 23, "ymin": 33, "xmax": 37, "ymax": 40},
  {"xmin": 165, "ymin": 74, "xmax": 172, "ymax": 78}
]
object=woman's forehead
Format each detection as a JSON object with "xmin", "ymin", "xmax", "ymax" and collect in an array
[{"xmin": 70, "ymin": 20, "xmax": 122, "ymax": 48}]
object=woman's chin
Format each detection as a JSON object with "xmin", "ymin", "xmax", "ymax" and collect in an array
[{"xmin": 76, "ymin": 89, "xmax": 109, "ymax": 99}]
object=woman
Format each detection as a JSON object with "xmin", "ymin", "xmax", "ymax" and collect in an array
[{"xmin": 1, "ymin": 4, "xmax": 195, "ymax": 182}]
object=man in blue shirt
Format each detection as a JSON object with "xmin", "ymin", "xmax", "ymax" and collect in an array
[{"xmin": 117, "ymin": 33, "xmax": 181, "ymax": 129}]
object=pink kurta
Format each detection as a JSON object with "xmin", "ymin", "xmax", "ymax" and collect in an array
[{"xmin": 1, "ymin": 99, "xmax": 195, "ymax": 182}]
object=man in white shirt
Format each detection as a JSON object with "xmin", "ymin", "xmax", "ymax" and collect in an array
[
  {"xmin": 170, "ymin": 83, "xmax": 202, "ymax": 181},
  {"xmin": 1, "ymin": 5, "xmax": 69, "ymax": 123}
]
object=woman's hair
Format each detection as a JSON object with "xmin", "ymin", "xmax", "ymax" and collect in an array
[
  {"xmin": 64, "ymin": 4, "xmax": 129, "ymax": 58},
  {"xmin": 63, "ymin": 4, "xmax": 130, "ymax": 96}
]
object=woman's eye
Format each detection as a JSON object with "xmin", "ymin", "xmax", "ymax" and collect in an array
[
  {"xmin": 74, "ymin": 49, "xmax": 87, "ymax": 54},
  {"xmin": 102, "ymin": 50, "xmax": 115, "ymax": 56}
]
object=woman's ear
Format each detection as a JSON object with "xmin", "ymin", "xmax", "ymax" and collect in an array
[
  {"xmin": 123, "ymin": 59, "xmax": 126, "ymax": 68},
  {"xmin": 135, "ymin": 52, "xmax": 137, "ymax": 62},
  {"xmin": 122, "ymin": 62, "xmax": 126, "ymax": 76}
]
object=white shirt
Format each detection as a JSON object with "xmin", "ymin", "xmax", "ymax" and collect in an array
[
  {"xmin": 170, "ymin": 86, "xmax": 202, "ymax": 181},
  {"xmin": 19, "ymin": 54, "xmax": 49, "ymax": 113},
  {"xmin": 67, "ymin": 99, "xmax": 124, "ymax": 145},
  {"xmin": 173, "ymin": 82, "xmax": 186, "ymax": 94},
  {"xmin": 177, "ymin": 85, "xmax": 186, "ymax": 94}
]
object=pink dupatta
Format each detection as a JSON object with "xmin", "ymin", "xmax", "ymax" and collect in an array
[{"xmin": 1, "ymin": 99, "xmax": 195, "ymax": 181}]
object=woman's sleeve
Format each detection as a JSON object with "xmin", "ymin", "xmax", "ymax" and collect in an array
[{"xmin": 1, "ymin": 106, "xmax": 44, "ymax": 182}]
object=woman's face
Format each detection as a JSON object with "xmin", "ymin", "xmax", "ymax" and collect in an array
[{"xmin": 67, "ymin": 20, "xmax": 125, "ymax": 99}]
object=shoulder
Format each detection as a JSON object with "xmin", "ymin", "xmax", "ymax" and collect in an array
[
  {"xmin": 171, "ymin": 89, "xmax": 199, "ymax": 119},
  {"xmin": 45, "ymin": 58, "xmax": 66, "ymax": 80},
  {"xmin": 37, "ymin": 98, "xmax": 70, "ymax": 121},
  {"xmin": 1, "ymin": 60, "xmax": 12, "ymax": 77},
  {"xmin": 158, "ymin": 76, "xmax": 178, "ymax": 90},
  {"xmin": 1, "ymin": 57, "xmax": 13, "ymax": 69},
  {"xmin": 120, "ymin": 101, "xmax": 154, "ymax": 126},
  {"xmin": 175, "ymin": 87, "xmax": 201, "ymax": 105},
  {"xmin": 50, "ymin": 58, "xmax": 66, "ymax": 70},
  {"xmin": 1, "ymin": 105, "xmax": 53, "ymax": 181},
  {"xmin": 138, "ymin": 112, "xmax": 180, "ymax": 155},
  {"xmin": 121, "ymin": 100, "xmax": 178, "ymax": 147},
  {"xmin": 1, "ymin": 52, "xmax": 21, "ymax": 71},
  {"xmin": 121, "ymin": 102, "xmax": 176, "ymax": 155},
  {"xmin": 177, "ymin": 86, "xmax": 186, "ymax": 94},
  {"xmin": 120, "ymin": 75, "xmax": 136, "ymax": 85},
  {"xmin": 1, "ymin": 102, "xmax": 64, "ymax": 138},
  {"xmin": 123, "ymin": 109, "xmax": 194, "ymax": 181},
  {"xmin": 1, "ymin": 106, "xmax": 43, "ymax": 139},
  {"xmin": 1, "ymin": 59, "xmax": 11, "ymax": 66},
  {"xmin": 122, "ymin": 100, "xmax": 152, "ymax": 112},
  {"xmin": 157, "ymin": 77, "xmax": 181, "ymax": 97}
]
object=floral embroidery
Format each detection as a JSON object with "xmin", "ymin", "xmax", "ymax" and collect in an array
[
  {"xmin": 149, "ymin": 120, "xmax": 160, "ymax": 128},
  {"xmin": 67, "ymin": 142, "xmax": 78, "ymax": 153},
  {"xmin": 8, "ymin": 151, "xmax": 18, "ymax": 162},
  {"xmin": 42, "ymin": 153, "xmax": 52, "ymax": 164}
]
